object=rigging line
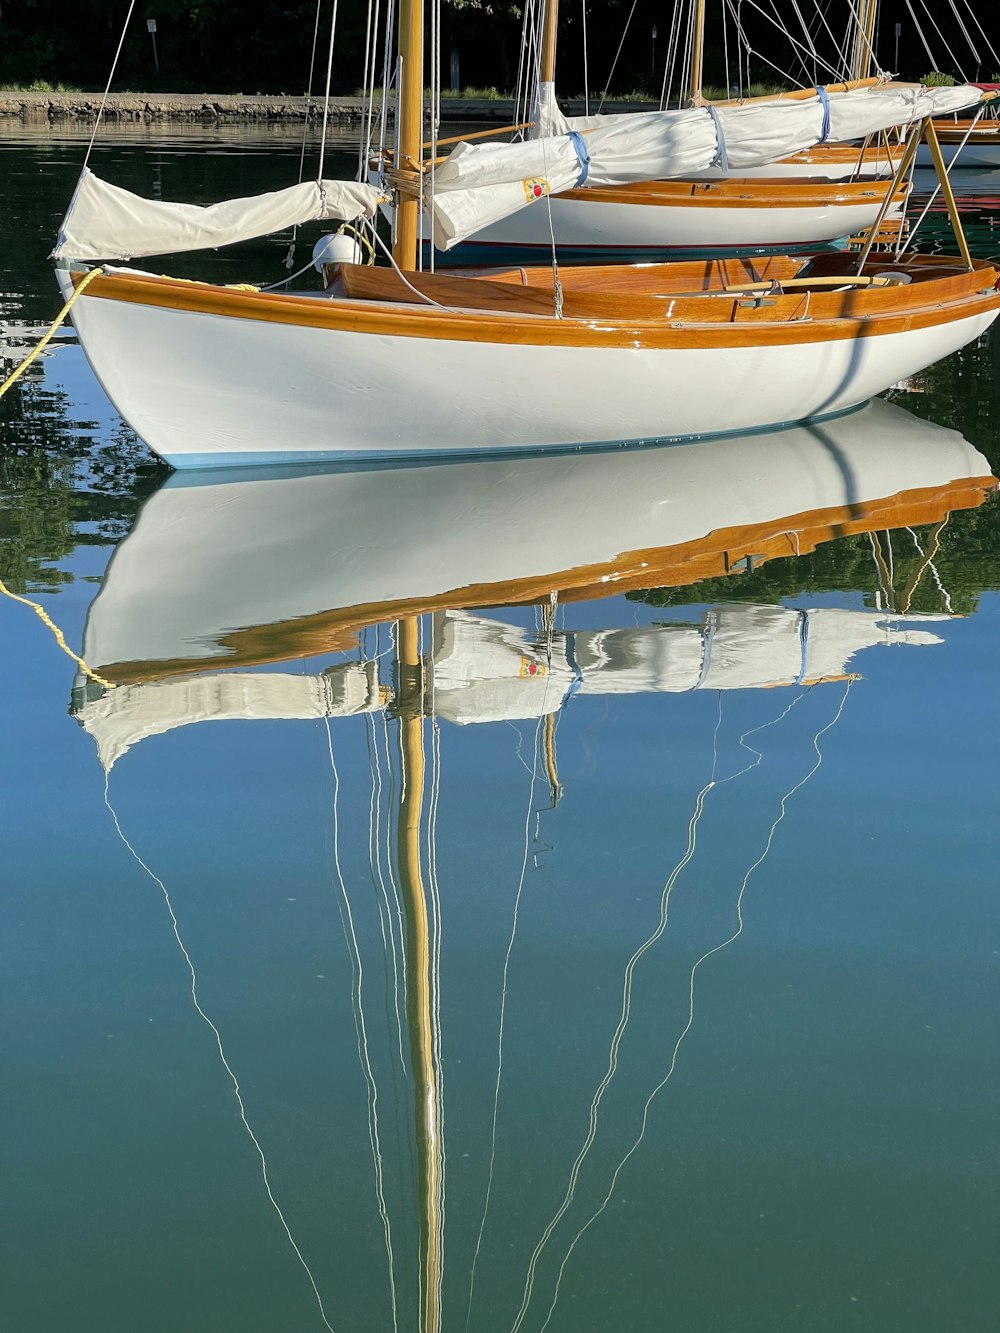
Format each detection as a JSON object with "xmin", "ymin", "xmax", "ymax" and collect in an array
[
  {"xmin": 465, "ymin": 703, "xmax": 551, "ymax": 1333},
  {"xmin": 905, "ymin": 524, "xmax": 954, "ymax": 615},
  {"xmin": 509, "ymin": 709, "xmax": 724, "ymax": 1333},
  {"xmin": 733, "ymin": 0, "xmax": 846, "ymax": 81},
  {"xmin": 514, "ymin": 0, "xmax": 538, "ymax": 131},
  {"xmin": 357, "ymin": 0, "xmax": 379, "ymax": 180},
  {"xmin": 806, "ymin": 0, "xmax": 851, "ymax": 81},
  {"xmin": 598, "ymin": 0, "xmax": 640, "ymax": 113},
  {"xmin": 377, "ymin": 0, "xmax": 396, "ymax": 159},
  {"xmin": 718, "ymin": 688, "xmax": 811, "ymax": 787},
  {"xmin": 787, "ymin": 0, "xmax": 825, "ymax": 84},
  {"xmin": 537, "ymin": 679, "xmax": 855, "ymax": 1332},
  {"xmin": 511, "ymin": 679, "xmax": 810, "ymax": 1333},
  {"xmin": 904, "ymin": 0, "xmax": 940, "ymax": 76},
  {"xmin": 323, "ymin": 719, "xmax": 402, "ymax": 1333},
  {"xmin": 960, "ymin": 0, "xmax": 1000, "ymax": 74},
  {"xmin": 897, "ymin": 109, "xmax": 986, "ymax": 260},
  {"xmin": 913, "ymin": 0, "xmax": 967, "ymax": 81},
  {"xmin": 581, "ymin": 0, "xmax": 590, "ymax": 116},
  {"xmin": 762, "ymin": 0, "xmax": 819, "ymax": 86},
  {"xmin": 901, "ymin": 516, "xmax": 953, "ymax": 615},
  {"xmin": 286, "ymin": 0, "xmax": 325, "ymax": 271},
  {"xmin": 946, "ymin": 0, "xmax": 980, "ymax": 68},
  {"xmin": 101, "ymin": 773, "xmax": 337, "ymax": 1333},
  {"xmin": 316, "ymin": 0, "xmax": 341, "ymax": 184},
  {"xmin": 370, "ymin": 228, "xmax": 451, "ymax": 306},
  {"xmin": 82, "ymin": 0, "xmax": 137, "ymax": 171}
]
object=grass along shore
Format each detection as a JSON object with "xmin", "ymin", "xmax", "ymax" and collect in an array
[{"xmin": 0, "ymin": 88, "xmax": 669, "ymax": 123}]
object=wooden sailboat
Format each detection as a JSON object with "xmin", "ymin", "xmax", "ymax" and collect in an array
[
  {"xmin": 53, "ymin": 3, "xmax": 1000, "ymax": 467},
  {"xmin": 399, "ymin": 0, "xmax": 908, "ymax": 261},
  {"xmin": 916, "ymin": 109, "xmax": 1000, "ymax": 169}
]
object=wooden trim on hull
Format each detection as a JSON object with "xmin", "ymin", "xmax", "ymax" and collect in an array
[
  {"xmin": 69, "ymin": 260, "xmax": 1000, "ymax": 353},
  {"xmin": 560, "ymin": 178, "xmax": 901, "ymax": 208},
  {"xmin": 94, "ymin": 475, "xmax": 996, "ymax": 686}
]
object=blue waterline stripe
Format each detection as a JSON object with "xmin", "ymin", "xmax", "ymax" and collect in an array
[{"xmin": 161, "ymin": 402, "xmax": 869, "ymax": 480}]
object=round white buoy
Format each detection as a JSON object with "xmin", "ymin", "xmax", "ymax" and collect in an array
[{"xmin": 313, "ymin": 232, "xmax": 363, "ymax": 271}]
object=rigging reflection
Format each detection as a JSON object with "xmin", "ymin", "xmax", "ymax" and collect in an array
[{"xmin": 65, "ymin": 398, "xmax": 995, "ymax": 1333}]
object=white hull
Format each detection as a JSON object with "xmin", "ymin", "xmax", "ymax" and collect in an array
[
  {"xmin": 915, "ymin": 140, "xmax": 1000, "ymax": 169},
  {"xmin": 419, "ymin": 191, "xmax": 896, "ymax": 256},
  {"xmin": 61, "ymin": 275, "xmax": 997, "ymax": 468}
]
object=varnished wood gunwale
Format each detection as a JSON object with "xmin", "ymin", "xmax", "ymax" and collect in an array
[
  {"xmin": 94, "ymin": 474, "xmax": 997, "ymax": 687},
  {"xmin": 770, "ymin": 144, "xmax": 903, "ymax": 167},
  {"xmin": 560, "ymin": 177, "xmax": 901, "ymax": 208},
  {"xmin": 69, "ymin": 259, "xmax": 1000, "ymax": 350},
  {"xmin": 443, "ymin": 255, "xmax": 810, "ymax": 291}
]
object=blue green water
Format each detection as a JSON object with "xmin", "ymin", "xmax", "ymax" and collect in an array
[{"xmin": 1, "ymin": 124, "xmax": 999, "ymax": 1333}]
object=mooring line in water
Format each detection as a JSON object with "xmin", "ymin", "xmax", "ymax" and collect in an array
[
  {"xmin": 324, "ymin": 720, "xmax": 401, "ymax": 1333},
  {"xmin": 465, "ymin": 707, "xmax": 547, "ymax": 1333},
  {"xmin": 535, "ymin": 680, "xmax": 855, "ymax": 1333},
  {"xmin": 0, "ymin": 576, "xmax": 116, "ymax": 689},
  {"xmin": 102, "ymin": 773, "xmax": 338, "ymax": 1333}
]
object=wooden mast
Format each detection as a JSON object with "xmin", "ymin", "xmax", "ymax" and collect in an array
[
  {"xmin": 540, "ymin": 0, "xmax": 559, "ymax": 85},
  {"xmin": 393, "ymin": 0, "xmax": 424, "ymax": 270},
  {"xmin": 395, "ymin": 617, "xmax": 442, "ymax": 1333},
  {"xmin": 850, "ymin": 0, "xmax": 879, "ymax": 82},
  {"xmin": 690, "ymin": 0, "xmax": 707, "ymax": 105}
]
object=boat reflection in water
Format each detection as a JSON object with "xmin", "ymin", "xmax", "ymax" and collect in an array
[
  {"xmin": 70, "ymin": 398, "xmax": 995, "ymax": 1332},
  {"xmin": 75, "ymin": 397, "xmax": 992, "ymax": 762}
]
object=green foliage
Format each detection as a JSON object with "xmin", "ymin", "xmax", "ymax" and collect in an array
[
  {"xmin": 0, "ymin": 80, "xmax": 80, "ymax": 93},
  {"xmin": 920, "ymin": 71, "xmax": 958, "ymax": 87}
]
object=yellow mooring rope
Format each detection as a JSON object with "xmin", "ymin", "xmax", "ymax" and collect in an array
[
  {"xmin": 0, "ymin": 576, "xmax": 116, "ymax": 689},
  {"xmin": 1, "ymin": 266, "xmax": 116, "ymax": 688},
  {"xmin": 0, "ymin": 266, "xmax": 105, "ymax": 402}
]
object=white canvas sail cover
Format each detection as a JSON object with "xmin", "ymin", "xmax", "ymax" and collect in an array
[
  {"xmin": 53, "ymin": 168, "xmax": 385, "ymax": 261},
  {"xmin": 429, "ymin": 82, "xmax": 984, "ymax": 249}
]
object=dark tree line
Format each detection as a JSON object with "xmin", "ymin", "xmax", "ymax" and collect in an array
[{"xmin": 1, "ymin": 1, "xmax": 998, "ymax": 97}]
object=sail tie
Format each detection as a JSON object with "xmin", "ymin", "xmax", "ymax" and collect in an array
[
  {"xmin": 567, "ymin": 130, "xmax": 591, "ymax": 186},
  {"xmin": 706, "ymin": 104, "xmax": 729, "ymax": 174},
  {"xmin": 816, "ymin": 85, "xmax": 832, "ymax": 142}
]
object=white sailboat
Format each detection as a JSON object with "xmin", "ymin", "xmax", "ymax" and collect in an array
[
  {"xmin": 51, "ymin": 3, "xmax": 1000, "ymax": 467},
  {"xmin": 417, "ymin": 0, "xmax": 906, "ymax": 260}
]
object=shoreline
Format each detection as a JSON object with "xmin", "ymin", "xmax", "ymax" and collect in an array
[{"xmin": 0, "ymin": 90, "xmax": 658, "ymax": 123}]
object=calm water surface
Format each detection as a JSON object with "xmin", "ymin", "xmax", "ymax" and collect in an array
[{"xmin": 1, "ymin": 125, "xmax": 999, "ymax": 1333}]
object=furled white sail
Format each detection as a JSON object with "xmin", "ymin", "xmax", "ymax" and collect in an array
[
  {"xmin": 52, "ymin": 168, "xmax": 385, "ymax": 261},
  {"xmin": 429, "ymin": 82, "xmax": 984, "ymax": 249}
]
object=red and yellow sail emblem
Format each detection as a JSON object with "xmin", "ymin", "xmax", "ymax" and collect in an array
[{"xmin": 522, "ymin": 177, "xmax": 551, "ymax": 203}]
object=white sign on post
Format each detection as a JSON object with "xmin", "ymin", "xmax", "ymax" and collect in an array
[{"xmin": 147, "ymin": 18, "xmax": 157, "ymax": 32}]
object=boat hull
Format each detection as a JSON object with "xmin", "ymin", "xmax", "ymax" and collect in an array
[
  {"xmin": 60, "ymin": 270, "xmax": 1000, "ymax": 468},
  {"xmin": 915, "ymin": 138, "xmax": 1000, "ymax": 169},
  {"xmin": 417, "ymin": 190, "xmax": 898, "ymax": 260}
]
